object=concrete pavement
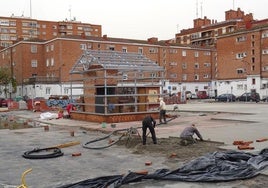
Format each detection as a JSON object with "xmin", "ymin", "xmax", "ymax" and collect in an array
[{"xmin": 0, "ymin": 101, "xmax": 268, "ymax": 187}]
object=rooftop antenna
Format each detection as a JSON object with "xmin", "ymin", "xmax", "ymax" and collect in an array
[
  {"xmin": 30, "ymin": 0, "xmax": 32, "ymax": 18},
  {"xmin": 196, "ymin": 0, "xmax": 199, "ymax": 18},
  {"xmin": 69, "ymin": 5, "xmax": 72, "ymax": 21},
  {"xmin": 200, "ymin": 1, "xmax": 203, "ymax": 18}
]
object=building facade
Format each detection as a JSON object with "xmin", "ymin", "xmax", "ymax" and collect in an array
[
  {"xmin": 0, "ymin": 35, "xmax": 214, "ymax": 100},
  {"xmin": 0, "ymin": 16, "xmax": 102, "ymax": 48}
]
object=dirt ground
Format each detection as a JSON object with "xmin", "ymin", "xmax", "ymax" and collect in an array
[{"xmin": 116, "ymin": 136, "xmax": 268, "ymax": 188}]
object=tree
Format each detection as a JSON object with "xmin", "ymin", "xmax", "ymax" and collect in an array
[{"xmin": 0, "ymin": 66, "xmax": 16, "ymax": 98}]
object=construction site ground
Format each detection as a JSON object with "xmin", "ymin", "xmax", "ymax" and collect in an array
[{"xmin": 0, "ymin": 100, "xmax": 268, "ymax": 188}]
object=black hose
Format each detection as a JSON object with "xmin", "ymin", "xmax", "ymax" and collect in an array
[
  {"xmin": 83, "ymin": 127, "xmax": 141, "ymax": 150},
  {"xmin": 22, "ymin": 147, "xmax": 64, "ymax": 159}
]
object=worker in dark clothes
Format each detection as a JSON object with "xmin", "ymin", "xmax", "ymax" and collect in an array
[
  {"xmin": 142, "ymin": 115, "xmax": 157, "ymax": 145},
  {"xmin": 180, "ymin": 124, "xmax": 203, "ymax": 146}
]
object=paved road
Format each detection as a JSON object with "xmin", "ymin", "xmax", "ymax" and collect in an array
[{"xmin": 0, "ymin": 101, "xmax": 267, "ymax": 188}]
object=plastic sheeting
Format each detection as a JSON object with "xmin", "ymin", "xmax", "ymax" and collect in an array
[{"xmin": 58, "ymin": 148, "xmax": 268, "ymax": 188}]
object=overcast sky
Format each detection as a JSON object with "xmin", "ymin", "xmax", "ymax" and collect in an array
[{"xmin": 1, "ymin": 0, "xmax": 268, "ymax": 40}]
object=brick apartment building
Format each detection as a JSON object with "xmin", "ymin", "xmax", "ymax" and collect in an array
[
  {"xmin": 215, "ymin": 25, "xmax": 268, "ymax": 97},
  {"xmin": 1, "ymin": 8, "xmax": 268, "ymax": 101},
  {"xmin": 175, "ymin": 8, "xmax": 254, "ymax": 47},
  {"xmin": 0, "ymin": 15, "xmax": 102, "ymax": 48},
  {"xmin": 0, "ymin": 35, "xmax": 213, "ymax": 100}
]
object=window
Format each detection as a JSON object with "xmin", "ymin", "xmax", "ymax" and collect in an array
[
  {"xmin": 182, "ymin": 63, "xmax": 187, "ymax": 69},
  {"xmin": 203, "ymin": 51, "xmax": 211, "ymax": 56},
  {"xmin": 203, "ymin": 74, "xmax": 209, "ymax": 78},
  {"xmin": 252, "ymin": 78, "xmax": 256, "ymax": 85},
  {"xmin": 194, "ymin": 63, "xmax": 199, "ymax": 69},
  {"xmin": 51, "ymin": 58, "xmax": 54, "ymax": 66},
  {"xmin": 237, "ymin": 68, "xmax": 245, "ymax": 74},
  {"xmin": 31, "ymin": 60, "xmax": 37, "ymax": 67},
  {"xmin": 194, "ymin": 51, "xmax": 199, "ymax": 57},
  {"xmin": 122, "ymin": 47, "xmax": 127, "ymax": 53},
  {"xmin": 22, "ymin": 30, "xmax": 28, "ymax": 34},
  {"xmin": 45, "ymin": 87, "xmax": 51, "ymax": 95},
  {"xmin": 22, "ymin": 22, "xmax": 28, "ymax": 27},
  {"xmin": 84, "ymin": 27, "xmax": 93, "ymax": 31},
  {"xmin": 236, "ymin": 36, "xmax": 246, "ymax": 42},
  {"xmin": 204, "ymin": 62, "xmax": 211, "ymax": 67},
  {"xmin": 66, "ymin": 25, "xmax": 72, "ymax": 29},
  {"xmin": 1, "ymin": 28, "xmax": 8, "ymax": 33},
  {"xmin": 138, "ymin": 47, "xmax": 143, "ymax": 54},
  {"xmin": 50, "ymin": 44, "xmax": 54, "ymax": 51},
  {"xmin": 149, "ymin": 48, "xmax": 158, "ymax": 53},
  {"xmin": 170, "ymin": 74, "xmax": 177, "ymax": 78},
  {"xmin": 262, "ymin": 31, "xmax": 268, "ymax": 38},
  {"xmin": 31, "ymin": 45, "xmax": 37, "ymax": 53},
  {"xmin": 80, "ymin": 44, "xmax": 87, "ymax": 50},
  {"xmin": 169, "ymin": 49, "xmax": 177, "ymax": 54},
  {"xmin": 0, "ymin": 19, "xmax": 9, "ymax": 26},
  {"xmin": 10, "ymin": 21, "xmax": 16, "ymax": 26},
  {"xmin": 46, "ymin": 59, "xmax": 49, "ymax": 67},
  {"xmin": 1, "ymin": 34, "xmax": 10, "ymax": 40},
  {"xmin": 262, "ymin": 66, "xmax": 268, "ymax": 71},
  {"xmin": 191, "ymin": 32, "xmax": 201, "ymax": 39},
  {"xmin": 182, "ymin": 50, "xmax": 186, "ymax": 56},
  {"xmin": 194, "ymin": 74, "xmax": 199, "ymax": 80},
  {"xmin": 64, "ymin": 88, "xmax": 69, "ymax": 94},
  {"xmin": 84, "ymin": 32, "xmax": 91, "ymax": 36},
  {"xmin": 236, "ymin": 52, "xmax": 247, "ymax": 59},
  {"xmin": 169, "ymin": 62, "xmax": 177, "ymax": 66},
  {"xmin": 262, "ymin": 49, "xmax": 268, "ymax": 54},
  {"xmin": 46, "ymin": 46, "xmax": 49, "ymax": 52},
  {"xmin": 10, "ymin": 29, "xmax": 16, "ymax": 33},
  {"xmin": 252, "ymin": 57, "xmax": 255, "ymax": 63},
  {"xmin": 182, "ymin": 74, "xmax": 187, "ymax": 81}
]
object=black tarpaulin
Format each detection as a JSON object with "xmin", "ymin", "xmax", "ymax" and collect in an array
[{"xmin": 58, "ymin": 148, "xmax": 268, "ymax": 188}]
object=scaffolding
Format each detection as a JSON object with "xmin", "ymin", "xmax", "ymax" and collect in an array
[{"xmin": 69, "ymin": 50, "xmax": 165, "ymax": 116}]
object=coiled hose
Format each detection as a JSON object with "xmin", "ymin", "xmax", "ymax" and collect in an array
[
  {"xmin": 22, "ymin": 147, "xmax": 64, "ymax": 159},
  {"xmin": 83, "ymin": 127, "xmax": 141, "ymax": 149}
]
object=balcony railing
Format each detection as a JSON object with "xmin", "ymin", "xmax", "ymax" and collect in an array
[{"xmin": 24, "ymin": 76, "xmax": 60, "ymax": 84}]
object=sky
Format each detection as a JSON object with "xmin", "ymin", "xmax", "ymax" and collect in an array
[{"xmin": 1, "ymin": 0, "xmax": 268, "ymax": 40}]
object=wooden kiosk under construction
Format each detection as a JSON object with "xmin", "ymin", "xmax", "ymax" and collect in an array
[{"xmin": 69, "ymin": 50, "xmax": 165, "ymax": 123}]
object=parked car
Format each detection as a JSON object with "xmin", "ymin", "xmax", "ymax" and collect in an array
[
  {"xmin": 215, "ymin": 94, "xmax": 236, "ymax": 102},
  {"xmin": 0, "ymin": 98, "xmax": 8, "ymax": 107},
  {"xmin": 197, "ymin": 91, "xmax": 208, "ymax": 99},
  {"xmin": 191, "ymin": 93, "xmax": 198, "ymax": 99},
  {"xmin": 261, "ymin": 96, "xmax": 268, "ymax": 102},
  {"xmin": 237, "ymin": 92, "xmax": 260, "ymax": 102}
]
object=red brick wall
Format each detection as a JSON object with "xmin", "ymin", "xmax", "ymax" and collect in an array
[{"xmin": 71, "ymin": 111, "xmax": 159, "ymax": 123}]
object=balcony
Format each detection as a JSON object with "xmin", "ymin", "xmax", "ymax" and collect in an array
[{"xmin": 25, "ymin": 76, "xmax": 60, "ymax": 84}]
